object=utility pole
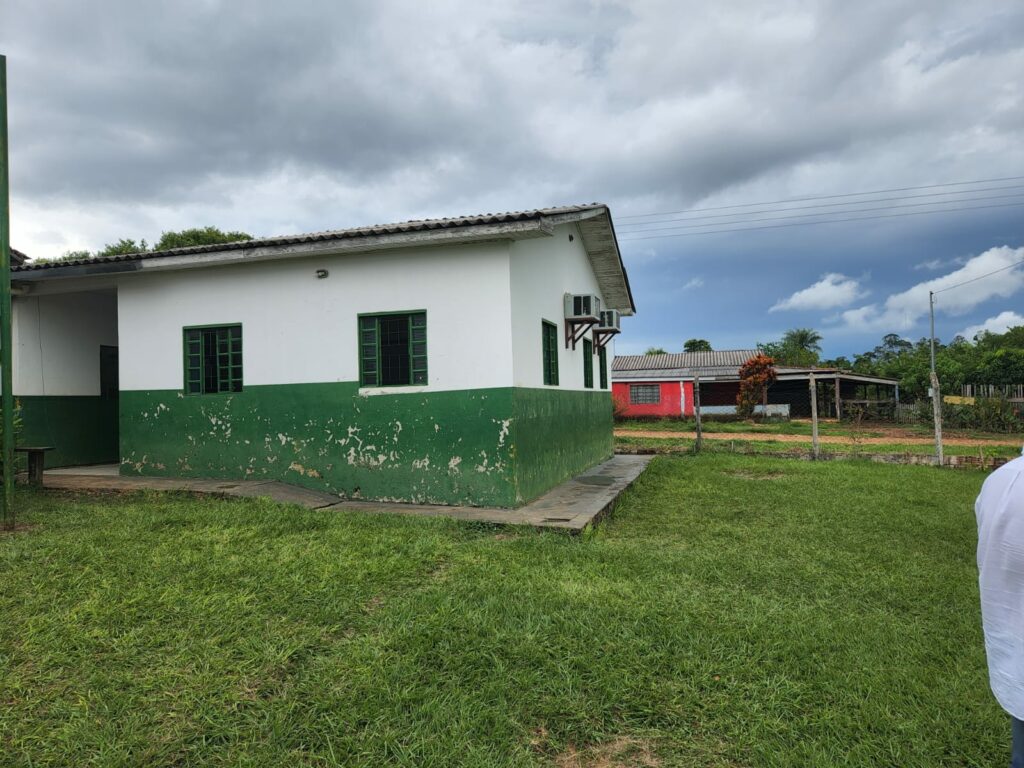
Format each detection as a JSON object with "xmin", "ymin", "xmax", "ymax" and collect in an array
[
  {"xmin": 808, "ymin": 372, "xmax": 819, "ymax": 459},
  {"xmin": 929, "ymin": 290, "xmax": 944, "ymax": 467},
  {"xmin": 693, "ymin": 375, "xmax": 702, "ymax": 453},
  {"xmin": 0, "ymin": 55, "xmax": 14, "ymax": 529}
]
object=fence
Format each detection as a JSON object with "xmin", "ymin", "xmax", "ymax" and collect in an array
[
  {"xmin": 895, "ymin": 402, "xmax": 920, "ymax": 424},
  {"xmin": 962, "ymin": 384, "xmax": 1024, "ymax": 400},
  {"xmin": 663, "ymin": 374, "xmax": 1021, "ymax": 467}
]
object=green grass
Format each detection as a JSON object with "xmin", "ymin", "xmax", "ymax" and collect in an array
[
  {"xmin": 615, "ymin": 433, "xmax": 1024, "ymax": 459},
  {"xmin": 0, "ymin": 459, "xmax": 1005, "ymax": 766}
]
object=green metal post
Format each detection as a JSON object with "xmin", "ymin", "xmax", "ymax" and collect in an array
[{"xmin": 0, "ymin": 55, "xmax": 15, "ymax": 529}]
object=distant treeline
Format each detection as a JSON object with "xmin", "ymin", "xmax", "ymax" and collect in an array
[{"xmin": 761, "ymin": 327, "xmax": 1024, "ymax": 401}]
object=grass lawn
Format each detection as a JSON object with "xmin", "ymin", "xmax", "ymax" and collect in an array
[{"xmin": 0, "ymin": 457, "xmax": 1005, "ymax": 766}]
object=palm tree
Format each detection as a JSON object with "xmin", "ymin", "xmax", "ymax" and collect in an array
[{"xmin": 782, "ymin": 328, "xmax": 822, "ymax": 355}]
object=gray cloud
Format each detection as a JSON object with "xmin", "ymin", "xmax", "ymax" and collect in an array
[{"xmin": 2, "ymin": 0, "xmax": 1023, "ymax": 257}]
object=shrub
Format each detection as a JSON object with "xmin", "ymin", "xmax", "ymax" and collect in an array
[
  {"xmin": 917, "ymin": 395, "xmax": 1024, "ymax": 433},
  {"xmin": 737, "ymin": 354, "xmax": 777, "ymax": 418},
  {"xmin": 612, "ymin": 393, "xmax": 630, "ymax": 421}
]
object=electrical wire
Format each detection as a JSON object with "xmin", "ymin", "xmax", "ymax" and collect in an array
[
  {"xmin": 616, "ymin": 191, "xmax": 1024, "ymax": 235},
  {"xmin": 615, "ymin": 183, "xmax": 1024, "ymax": 228},
  {"xmin": 617, "ymin": 200, "xmax": 1024, "ymax": 241},
  {"xmin": 932, "ymin": 257, "xmax": 1024, "ymax": 295},
  {"xmin": 616, "ymin": 174, "xmax": 1024, "ymax": 219}
]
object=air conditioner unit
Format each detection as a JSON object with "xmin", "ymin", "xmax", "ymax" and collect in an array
[
  {"xmin": 564, "ymin": 293, "xmax": 601, "ymax": 321},
  {"xmin": 596, "ymin": 309, "xmax": 621, "ymax": 333}
]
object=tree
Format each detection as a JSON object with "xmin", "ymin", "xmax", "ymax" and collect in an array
[
  {"xmin": 32, "ymin": 226, "xmax": 254, "ymax": 265},
  {"xmin": 645, "ymin": 347, "xmax": 667, "ymax": 355},
  {"xmin": 782, "ymin": 328, "xmax": 822, "ymax": 360},
  {"xmin": 977, "ymin": 349, "xmax": 1024, "ymax": 385},
  {"xmin": 737, "ymin": 353, "xmax": 776, "ymax": 418},
  {"xmin": 98, "ymin": 238, "xmax": 147, "ymax": 257},
  {"xmin": 154, "ymin": 226, "xmax": 252, "ymax": 251},
  {"xmin": 759, "ymin": 328, "xmax": 822, "ymax": 367},
  {"xmin": 683, "ymin": 339, "xmax": 712, "ymax": 352}
]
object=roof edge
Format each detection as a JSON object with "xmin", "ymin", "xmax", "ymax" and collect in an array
[{"xmin": 13, "ymin": 203, "xmax": 608, "ymax": 276}]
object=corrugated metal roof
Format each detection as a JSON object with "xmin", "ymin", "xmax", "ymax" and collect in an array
[
  {"xmin": 10, "ymin": 248, "xmax": 26, "ymax": 267},
  {"xmin": 13, "ymin": 203, "xmax": 606, "ymax": 272},
  {"xmin": 613, "ymin": 350, "xmax": 760, "ymax": 372},
  {"xmin": 612, "ymin": 351, "xmax": 899, "ymax": 384},
  {"xmin": 12, "ymin": 203, "xmax": 636, "ymax": 314}
]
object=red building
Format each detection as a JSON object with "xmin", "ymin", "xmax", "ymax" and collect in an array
[
  {"xmin": 612, "ymin": 350, "xmax": 898, "ymax": 419},
  {"xmin": 612, "ymin": 350, "xmax": 755, "ymax": 417}
]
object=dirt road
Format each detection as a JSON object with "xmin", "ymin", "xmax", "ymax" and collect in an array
[{"xmin": 616, "ymin": 429, "xmax": 1024, "ymax": 448}]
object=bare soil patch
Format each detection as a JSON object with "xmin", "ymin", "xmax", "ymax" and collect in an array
[
  {"xmin": 724, "ymin": 469, "xmax": 786, "ymax": 480},
  {"xmin": 554, "ymin": 737, "xmax": 660, "ymax": 768}
]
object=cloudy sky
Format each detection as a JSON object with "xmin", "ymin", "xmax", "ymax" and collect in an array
[{"xmin": 3, "ymin": 1, "xmax": 1023, "ymax": 357}]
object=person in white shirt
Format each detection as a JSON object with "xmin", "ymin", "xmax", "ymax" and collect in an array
[{"xmin": 977, "ymin": 452, "xmax": 1024, "ymax": 768}]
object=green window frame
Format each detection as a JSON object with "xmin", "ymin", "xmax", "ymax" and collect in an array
[
  {"xmin": 583, "ymin": 338, "xmax": 594, "ymax": 389},
  {"xmin": 183, "ymin": 324, "xmax": 242, "ymax": 395},
  {"xmin": 359, "ymin": 311, "xmax": 427, "ymax": 387},
  {"xmin": 599, "ymin": 345, "xmax": 608, "ymax": 390},
  {"xmin": 542, "ymin": 321, "xmax": 559, "ymax": 386}
]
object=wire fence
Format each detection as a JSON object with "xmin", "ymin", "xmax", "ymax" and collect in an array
[{"xmin": 680, "ymin": 375, "xmax": 1024, "ymax": 465}]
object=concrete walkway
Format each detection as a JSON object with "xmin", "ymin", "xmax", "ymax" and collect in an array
[{"xmin": 42, "ymin": 455, "xmax": 653, "ymax": 532}]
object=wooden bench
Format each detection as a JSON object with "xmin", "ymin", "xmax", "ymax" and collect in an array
[{"xmin": 15, "ymin": 446, "xmax": 54, "ymax": 488}]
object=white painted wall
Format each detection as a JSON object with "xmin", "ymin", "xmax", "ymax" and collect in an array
[
  {"xmin": 13, "ymin": 291, "xmax": 118, "ymax": 396},
  {"xmin": 117, "ymin": 241, "xmax": 514, "ymax": 392},
  {"xmin": 508, "ymin": 223, "xmax": 610, "ymax": 391}
]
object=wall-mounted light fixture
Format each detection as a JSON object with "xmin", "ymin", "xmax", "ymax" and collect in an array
[{"xmin": 316, "ymin": 269, "xmax": 329, "ymax": 279}]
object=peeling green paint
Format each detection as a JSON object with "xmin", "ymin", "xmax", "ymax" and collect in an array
[
  {"xmin": 119, "ymin": 384, "xmax": 612, "ymax": 507},
  {"xmin": 18, "ymin": 396, "xmax": 119, "ymax": 468}
]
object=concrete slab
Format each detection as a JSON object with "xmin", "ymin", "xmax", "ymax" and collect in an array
[
  {"xmin": 46, "ymin": 463, "xmax": 120, "ymax": 476},
  {"xmin": 41, "ymin": 455, "xmax": 653, "ymax": 531}
]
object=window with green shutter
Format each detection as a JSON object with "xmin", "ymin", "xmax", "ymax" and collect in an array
[
  {"xmin": 583, "ymin": 338, "xmax": 594, "ymax": 389},
  {"xmin": 599, "ymin": 345, "xmax": 608, "ymax": 389},
  {"xmin": 542, "ymin": 321, "xmax": 559, "ymax": 386},
  {"xmin": 359, "ymin": 311, "xmax": 427, "ymax": 387},
  {"xmin": 183, "ymin": 324, "xmax": 242, "ymax": 394}
]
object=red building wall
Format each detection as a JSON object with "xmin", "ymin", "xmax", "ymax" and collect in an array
[{"xmin": 613, "ymin": 381, "xmax": 693, "ymax": 417}]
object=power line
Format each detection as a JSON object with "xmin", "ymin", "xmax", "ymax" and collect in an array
[
  {"xmin": 616, "ymin": 175, "xmax": 1024, "ymax": 219},
  {"xmin": 616, "ymin": 191, "xmax": 1024, "ymax": 235},
  {"xmin": 617, "ymin": 199, "xmax": 1024, "ymax": 241},
  {"xmin": 932, "ymin": 256, "xmax": 1024, "ymax": 295},
  {"xmin": 615, "ymin": 183, "xmax": 1024, "ymax": 228}
]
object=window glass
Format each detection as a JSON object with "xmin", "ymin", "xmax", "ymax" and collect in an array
[
  {"xmin": 542, "ymin": 321, "xmax": 559, "ymax": 386},
  {"xmin": 360, "ymin": 312, "xmax": 427, "ymax": 387},
  {"xmin": 630, "ymin": 384, "xmax": 660, "ymax": 405},
  {"xmin": 583, "ymin": 339, "xmax": 594, "ymax": 389},
  {"xmin": 184, "ymin": 325, "xmax": 242, "ymax": 394}
]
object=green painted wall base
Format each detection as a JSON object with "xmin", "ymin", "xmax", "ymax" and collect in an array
[
  {"xmin": 18, "ymin": 396, "xmax": 119, "ymax": 468},
  {"xmin": 511, "ymin": 388, "xmax": 613, "ymax": 503},
  {"xmin": 120, "ymin": 384, "xmax": 612, "ymax": 507}
]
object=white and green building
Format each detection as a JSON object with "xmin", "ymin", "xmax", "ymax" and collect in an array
[{"xmin": 11, "ymin": 204, "xmax": 635, "ymax": 507}]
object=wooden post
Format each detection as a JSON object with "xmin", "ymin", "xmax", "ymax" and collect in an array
[
  {"xmin": 693, "ymin": 375, "xmax": 702, "ymax": 453},
  {"xmin": 809, "ymin": 373, "xmax": 820, "ymax": 460},
  {"xmin": 834, "ymin": 375, "xmax": 842, "ymax": 421}
]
